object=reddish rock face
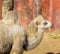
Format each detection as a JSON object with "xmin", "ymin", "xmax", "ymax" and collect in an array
[
  {"xmin": 0, "ymin": 0, "xmax": 3, "ymax": 19},
  {"xmin": 0, "ymin": 0, "xmax": 60, "ymax": 32},
  {"xmin": 14, "ymin": 0, "xmax": 41, "ymax": 29},
  {"xmin": 14, "ymin": 0, "xmax": 32, "ymax": 29},
  {"xmin": 52, "ymin": 0, "xmax": 60, "ymax": 32}
]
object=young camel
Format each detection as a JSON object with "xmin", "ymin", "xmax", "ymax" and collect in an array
[{"xmin": 0, "ymin": 11, "xmax": 52, "ymax": 54}]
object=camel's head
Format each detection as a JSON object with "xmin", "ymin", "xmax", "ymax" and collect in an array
[
  {"xmin": 28, "ymin": 15, "xmax": 53, "ymax": 33},
  {"xmin": 34, "ymin": 15, "xmax": 53, "ymax": 30},
  {"xmin": 33, "ymin": 15, "xmax": 52, "ymax": 30},
  {"xmin": 39, "ymin": 20, "xmax": 52, "ymax": 30}
]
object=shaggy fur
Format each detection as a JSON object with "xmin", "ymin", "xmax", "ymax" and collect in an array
[
  {"xmin": 0, "ymin": 11, "xmax": 26, "ymax": 54},
  {"xmin": 0, "ymin": 11, "xmax": 52, "ymax": 54}
]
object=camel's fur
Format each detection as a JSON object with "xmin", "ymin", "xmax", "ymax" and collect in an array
[
  {"xmin": 0, "ymin": 11, "xmax": 52, "ymax": 54},
  {"xmin": 0, "ymin": 11, "xmax": 26, "ymax": 54}
]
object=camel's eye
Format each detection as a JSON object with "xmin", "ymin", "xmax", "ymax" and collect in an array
[
  {"xmin": 43, "ymin": 22, "xmax": 47, "ymax": 25},
  {"xmin": 36, "ymin": 22, "xmax": 40, "ymax": 25}
]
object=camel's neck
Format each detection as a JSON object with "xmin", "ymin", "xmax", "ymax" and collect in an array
[
  {"xmin": 27, "ymin": 27, "xmax": 44, "ymax": 37},
  {"xmin": 37, "ymin": 28, "xmax": 44, "ymax": 37},
  {"xmin": 26, "ymin": 26, "xmax": 44, "ymax": 50}
]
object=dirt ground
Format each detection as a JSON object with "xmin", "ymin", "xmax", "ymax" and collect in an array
[{"xmin": 24, "ymin": 32, "xmax": 60, "ymax": 54}]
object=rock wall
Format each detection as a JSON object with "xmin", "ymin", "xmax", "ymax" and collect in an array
[{"xmin": 0, "ymin": 0, "xmax": 60, "ymax": 32}]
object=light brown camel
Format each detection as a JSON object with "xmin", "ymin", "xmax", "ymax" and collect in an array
[{"xmin": 0, "ymin": 11, "xmax": 52, "ymax": 54}]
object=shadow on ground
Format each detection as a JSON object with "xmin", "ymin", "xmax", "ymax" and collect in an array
[
  {"xmin": 46, "ymin": 52, "xmax": 60, "ymax": 54},
  {"xmin": 46, "ymin": 52, "xmax": 54, "ymax": 54}
]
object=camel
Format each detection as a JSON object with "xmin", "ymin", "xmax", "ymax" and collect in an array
[{"xmin": 0, "ymin": 11, "xmax": 52, "ymax": 54}]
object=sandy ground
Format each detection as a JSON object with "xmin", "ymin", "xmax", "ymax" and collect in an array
[{"xmin": 24, "ymin": 32, "xmax": 60, "ymax": 54}]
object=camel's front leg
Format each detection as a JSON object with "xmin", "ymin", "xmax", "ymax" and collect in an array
[{"xmin": 10, "ymin": 36, "xmax": 24, "ymax": 54}]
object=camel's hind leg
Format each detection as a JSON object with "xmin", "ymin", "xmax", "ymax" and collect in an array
[{"xmin": 10, "ymin": 35, "xmax": 24, "ymax": 54}]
